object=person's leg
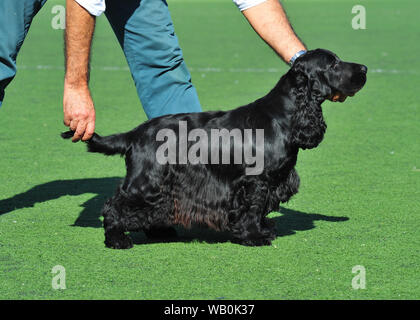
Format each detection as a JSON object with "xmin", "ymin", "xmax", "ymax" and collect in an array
[
  {"xmin": 0, "ymin": 0, "xmax": 47, "ymax": 107},
  {"xmin": 105, "ymin": 0, "xmax": 201, "ymax": 119}
]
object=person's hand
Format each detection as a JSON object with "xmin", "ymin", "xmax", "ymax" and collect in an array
[
  {"xmin": 63, "ymin": 83, "xmax": 96, "ymax": 142},
  {"xmin": 63, "ymin": 0, "xmax": 96, "ymax": 142}
]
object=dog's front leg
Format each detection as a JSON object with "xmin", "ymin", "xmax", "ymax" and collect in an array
[
  {"xmin": 229, "ymin": 179, "xmax": 276, "ymax": 246},
  {"xmin": 275, "ymin": 168, "xmax": 300, "ymax": 204},
  {"xmin": 230, "ymin": 210, "xmax": 276, "ymax": 246}
]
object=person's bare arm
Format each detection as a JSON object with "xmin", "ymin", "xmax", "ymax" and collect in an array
[
  {"xmin": 241, "ymin": 0, "xmax": 306, "ymax": 63},
  {"xmin": 63, "ymin": 0, "xmax": 96, "ymax": 142}
]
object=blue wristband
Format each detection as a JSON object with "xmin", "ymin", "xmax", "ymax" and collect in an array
[{"xmin": 289, "ymin": 50, "xmax": 307, "ymax": 66}]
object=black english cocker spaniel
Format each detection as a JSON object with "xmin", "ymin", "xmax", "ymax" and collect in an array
[{"xmin": 62, "ymin": 49, "xmax": 367, "ymax": 249}]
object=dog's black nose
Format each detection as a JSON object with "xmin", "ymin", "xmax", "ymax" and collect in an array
[{"xmin": 360, "ymin": 65, "xmax": 368, "ymax": 74}]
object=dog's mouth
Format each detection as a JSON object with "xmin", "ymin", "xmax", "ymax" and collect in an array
[
  {"xmin": 329, "ymin": 86, "xmax": 364, "ymax": 103},
  {"xmin": 329, "ymin": 73, "xmax": 367, "ymax": 103},
  {"xmin": 328, "ymin": 90, "xmax": 356, "ymax": 103}
]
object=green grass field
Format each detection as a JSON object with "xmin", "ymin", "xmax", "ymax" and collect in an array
[{"xmin": 0, "ymin": 0, "xmax": 419, "ymax": 299}]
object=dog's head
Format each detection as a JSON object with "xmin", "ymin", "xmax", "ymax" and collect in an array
[{"xmin": 290, "ymin": 48, "xmax": 367, "ymax": 102}]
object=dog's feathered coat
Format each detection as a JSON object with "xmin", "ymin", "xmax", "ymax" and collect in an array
[{"xmin": 62, "ymin": 49, "xmax": 367, "ymax": 248}]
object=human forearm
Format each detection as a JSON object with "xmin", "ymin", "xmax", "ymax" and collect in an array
[
  {"xmin": 63, "ymin": 0, "xmax": 96, "ymax": 142},
  {"xmin": 241, "ymin": 0, "xmax": 306, "ymax": 63},
  {"xmin": 64, "ymin": 0, "xmax": 95, "ymax": 88}
]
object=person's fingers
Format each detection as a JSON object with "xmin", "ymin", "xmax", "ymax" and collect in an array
[
  {"xmin": 72, "ymin": 121, "xmax": 87, "ymax": 142},
  {"xmin": 63, "ymin": 114, "xmax": 71, "ymax": 127},
  {"xmin": 70, "ymin": 120, "xmax": 78, "ymax": 132},
  {"xmin": 82, "ymin": 121, "xmax": 95, "ymax": 141}
]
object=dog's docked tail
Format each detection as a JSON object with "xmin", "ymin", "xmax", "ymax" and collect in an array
[{"xmin": 61, "ymin": 131, "xmax": 130, "ymax": 156}]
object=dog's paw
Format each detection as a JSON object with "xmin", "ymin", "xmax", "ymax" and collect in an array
[{"xmin": 104, "ymin": 235, "xmax": 133, "ymax": 249}]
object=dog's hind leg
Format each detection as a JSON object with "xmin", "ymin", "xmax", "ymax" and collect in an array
[{"xmin": 102, "ymin": 196, "xmax": 133, "ymax": 249}]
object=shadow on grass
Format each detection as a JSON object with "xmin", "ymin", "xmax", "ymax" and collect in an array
[
  {"xmin": 0, "ymin": 177, "xmax": 349, "ymax": 244},
  {"xmin": 0, "ymin": 177, "xmax": 121, "ymax": 228}
]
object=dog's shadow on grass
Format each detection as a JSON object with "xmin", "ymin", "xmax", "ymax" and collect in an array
[
  {"xmin": 0, "ymin": 177, "xmax": 349, "ymax": 244},
  {"xmin": 0, "ymin": 177, "xmax": 121, "ymax": 228}
]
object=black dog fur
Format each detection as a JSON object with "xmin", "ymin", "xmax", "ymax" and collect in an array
[{"xmin": 61, "ymin": 49, "xmax": 367, "ymax": 249}]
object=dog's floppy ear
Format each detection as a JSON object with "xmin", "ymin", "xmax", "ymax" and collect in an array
[
  {"xmin": 292, "ymin": 57, "xmax": 332, "ymax": 100},
  {"xmin": 289, "ymin": 56, "xmax": 327, "ymax": 150},
  {"xmin": 290, "ymin": 58, "xmax": 310, "ymax": 87}
]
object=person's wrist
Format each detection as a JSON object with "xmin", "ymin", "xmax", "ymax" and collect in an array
[
  {"xmin": 64, "ymin": 76, "xmax": 89, "ymax": 90},
  {"xmin": 288, "ymin": 50, "xmax": 307, "ymax": 66}
]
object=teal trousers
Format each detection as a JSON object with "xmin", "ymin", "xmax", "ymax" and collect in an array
[{"xmin": 0, "ymin": 0, "xmax": 202, "ymax": 118}]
